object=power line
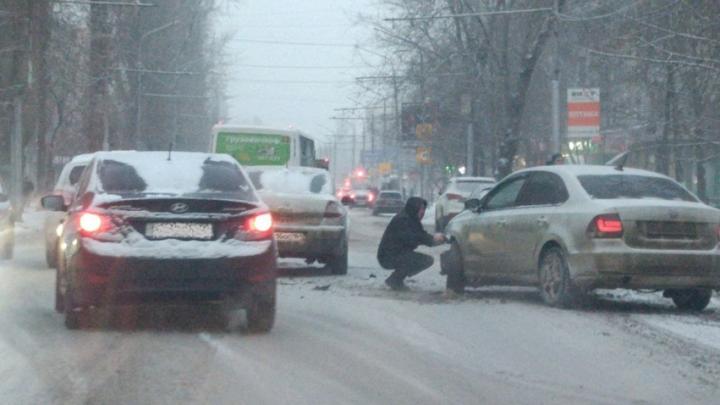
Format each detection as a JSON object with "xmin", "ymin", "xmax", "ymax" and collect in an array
[
  {"xmin": 557, "ymin": 1, "xmax": 640, "ymax": 21},
  {"xmin": 231, "ymin": 38, "xmax": 356, "ymax": 48},
  {"xmin": 51, "ymin": 0, "xmax": 156, "ymax": 6},
  {"xmin": 232, "ymin": 63, "xmax": 369, "ymax": 70},
  {"xmin": 143, "ymin": 92, "xmax": 209, "ymax": 99},
  {"xmin": 232, "ymin": 78, "xmax": 354, "ymax": 84},
  {"xmin": 383, "ymin": 7, "xmax": 553, "ymax": 22},
  {"xmin": 113, "ymin": 68, "xmax": 204, "ymax": 75}
]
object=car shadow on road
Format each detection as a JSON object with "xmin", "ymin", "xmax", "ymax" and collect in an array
[
  {"xmin": 465, "ymin": 287, "xmax": 715, "ymax": 316},
  {"xmin": 278, "ymin": 265, "xmax": 334, "ymax": 278},
  {"xmin": 576, "ymin": 293, "xmax": 715, "ymax": 316},
  {"xmin": 368, "ymin": 285, "xmax": 716, "ymax": 317},
  {"xmin": 70, "ymin": 304, "xmax": 261, "ymax": 334},
  {"xmin": 460, "ymin": 287, "xmax": 544, "ymax": 305}
]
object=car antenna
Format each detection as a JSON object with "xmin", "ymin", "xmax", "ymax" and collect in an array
[{"xmin": 167, "ymin": 142, "xmax": 173, "ymax": 161}]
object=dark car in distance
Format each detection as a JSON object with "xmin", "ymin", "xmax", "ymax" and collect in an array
[
  {"xmin": 372, "ymin": 191, "xmax": 405, "ymax": 216},
  {"xmin": 42, "ymin": 151, "xmax": 278, "ymax": 332}
]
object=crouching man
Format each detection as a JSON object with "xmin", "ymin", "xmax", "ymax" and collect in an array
[{"xmin": 377, "ymin": 197, "xmax": 446, "ymax": 291}]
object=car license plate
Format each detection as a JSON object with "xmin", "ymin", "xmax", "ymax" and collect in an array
[
  {"xmin": 146, "ymin": 223, "xmax": 213, "ymax": 240},
  {"xmin": 275, "ymin": 232, "xmax": 305, "ymax": 243}
]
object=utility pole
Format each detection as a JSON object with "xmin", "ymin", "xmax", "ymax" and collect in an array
[
  {"xmin": 382, "ymin": 100, "xmax": 387, "ymax": 150},
  {"xmin": 11, "ymin": 98, "xmax": 23, "ymax": 219},
  {"xmin": 467, "ymin": 122, "xmax": 475, "ymax": 176},
  {"xmin": 351, "ymin": 123, "xmax": 357, "ymax": 170},
  {"xmin": 370, "ymin": 111, "xmax": 375, "ymax": 151},
  {"xmin": 361, "ymin": 119, "xmax": 367, "ymax": 159},
  {"xmin": 551, "ymin": 0, "xmax": 561, "ymax": 155},
  {"xmin": 332, "ymin": 138, "xmax": 338, "ymax": 179}
]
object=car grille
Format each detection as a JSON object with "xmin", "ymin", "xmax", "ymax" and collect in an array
[{"xmin": 639, "ymin": 221, "xmax": 698, "ymax": 240}]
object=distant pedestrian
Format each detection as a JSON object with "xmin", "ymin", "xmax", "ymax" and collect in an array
[
  {"xmin": 22, "ymin": 177, "xmax": 34, "ymax": 208},
  {"xmin": 546, "ymin": 153, "xmax": 565, "ymax": 165},
  {"xmin": 377, "ymin": 197, "xmax": 446, "ymax": 291}
]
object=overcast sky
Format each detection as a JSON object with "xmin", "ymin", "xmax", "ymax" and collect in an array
[{"xmin": 215, "ymin": 0, "xmax": 382, "ymax": 148}]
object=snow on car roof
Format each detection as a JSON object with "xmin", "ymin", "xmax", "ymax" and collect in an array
[
  {"xmin": 246, "ymin": 165, "xmax": 332, "ymax": 195},
  {"xmin": 451, "ymin": 176, "xmax": 496, "ymax": 182},
  {"xmin": 526, "ymin": 164, "xmax": 668, "ymax": 178},
  {"xmin": 69, "ymin": 152, "xmax": 97, "ymax": 164},
  {"xmin": 89, "ymin": 151, "xmax": 248, "ymax": 197},
  {"xmin": 93, "ymin": 150, "xmax": 237, "ymax": 163}
]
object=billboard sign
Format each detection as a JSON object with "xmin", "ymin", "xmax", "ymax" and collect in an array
[
  {"xmin": 215, "ymin": 132, "xmax": 291, "ymax": 166},
  {"xmin": 567, "ymin": 88, "xmax": 600, "ymax": 139}
]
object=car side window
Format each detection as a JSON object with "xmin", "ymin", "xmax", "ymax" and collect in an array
[
  {"xmin": 483, "ymin": 176, "xmax": 527, "ymax": 211},
  {"xmin": 516, "ymin": 172, "xmax": 569, "ymax": 206},
  {"xmin": 71, "ymin": 161, "xmax": 94, "ymax": 207}
]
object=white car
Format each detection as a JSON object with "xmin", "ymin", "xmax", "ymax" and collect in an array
[
  {"xmin": 43, "ymin": 154, "xmax": 94, "ymax": 268},
  {"xmin": 443, "ymin": 165, "xmax": 720, "ymax": 310},
  {"xmin": 247, "ymin": 166, "xmax": 349, "ymax": 274},
  {"xmin": 435, "ymin": 176, "xmax": 495, "ymax": 231}
]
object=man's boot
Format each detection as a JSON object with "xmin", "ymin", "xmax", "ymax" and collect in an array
[{"xmin": 385, "ymin": 271, "xmax": 409, "ymax": 291}]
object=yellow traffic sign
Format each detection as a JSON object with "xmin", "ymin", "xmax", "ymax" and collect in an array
[
  {"xmin": 378, "ymin": 162, "xmax": 393, "ymax": 175},
  {"xmin": 416, "ymin": 147, "xmax": 431, "ymax": 165}
]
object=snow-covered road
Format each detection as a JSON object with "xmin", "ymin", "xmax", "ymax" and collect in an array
[{"xmin": 2, "ymin": 209, "xmax": 720, "ymax": 404}]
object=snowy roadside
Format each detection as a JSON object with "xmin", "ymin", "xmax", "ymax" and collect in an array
[
  {"xmin": 13, "ymin": 207, "xmax": 47, "ymax": 241},
  {"xmin": 590, "ymin": 290, "xmax": 720, "ymax": 352}
]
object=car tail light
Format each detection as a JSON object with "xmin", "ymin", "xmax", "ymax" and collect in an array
[
  {"xmin": 249, "ymin": 213, "xmax": 273, "ymax": 233},
  {"xmin": 350, "ymin": 193, "xmax": 356, "ymax": 199},
  {"xmin": 324, "ymin": 201, "xmax": 344, "ymax": 218},
  {"xmin": 235, "ymin": 212, "xmax": 273, "ymax": 241},
  {"xmin": 77, "ymin": 212, "xmax": 118, "ymax": 239},
  {"xmin": 590, "ymin": 214, "xmax": 623, "ymax": 238},
  {"xmin": 368, "ymin": 193, "xmax": 375, "ymax": 203},
  {"xmin": 446, "ymin": 193, "xmax": 464, "ymax": 201},
  {"xmin": 79, "ymin": 213, "xmax": 102, "ymax": 233}
]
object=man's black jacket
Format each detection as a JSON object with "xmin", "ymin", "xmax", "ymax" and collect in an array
[{"xmin": 377, "ymin": 197, "xmax": 434, "ymax": 269}]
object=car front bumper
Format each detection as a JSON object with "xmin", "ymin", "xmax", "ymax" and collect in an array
[
  {"xmin": 67, "ymin": 239, "xmax": 277, "ymax": 306},
  {"xmin": 274, "ymin": 224, "xmax": 346, "ymax": 259},
  {"xmin": 568, "ymin": 241, "xmax": 720, "ymax": 290}
]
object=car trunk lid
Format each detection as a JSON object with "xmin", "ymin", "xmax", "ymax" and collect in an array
[
  {"xmin": 600, "ymin": 200, "xmax": 719, "ymax": 250},
  {"xmin": 96, "ymin": 198, "xmax": 259, "ymax": 241},
  {"xmin": 259, "ymin": 192, "xmax": 333, "ymax": 226}
]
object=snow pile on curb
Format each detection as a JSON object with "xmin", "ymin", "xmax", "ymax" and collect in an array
[{"xmin": 14, "ymin": 208, "xmax": 47, "ymax": 239}]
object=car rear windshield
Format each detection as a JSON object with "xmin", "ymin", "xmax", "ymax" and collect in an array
[
  {"xmin": 380, "ymin": 192, "xmax": 402, "ymax": 199},
  {"xmin": 248, "ymin": 168, "xmax": 332, "ymax": 195},
  {"xmin": 578, "ymin": 174, "xmax": 697, "ymax": 202},
  {"xmin": 97, "ymin": 157, "xmax": 257, "ymax": 201}
]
